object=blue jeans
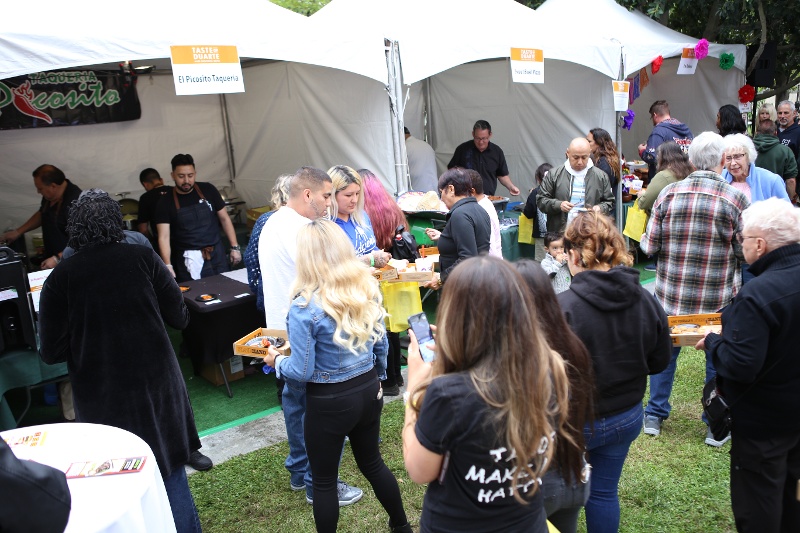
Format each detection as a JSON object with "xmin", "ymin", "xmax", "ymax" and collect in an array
[
  {"xmin": 282, "ymin": 379, "xmax": 312, "ymax": 494},
  {"xmin": 645, "ymin": 346, "xmax": 716, "ymax": 423},
  {"xmin": 541, "ymin": 467, "xmax": 591, "ymax": 533},
  {"xmin": 583, "ymin": 403, "xmax": 643, "ymax": 533},
  {"xmin": 164, "ymin": 466, "xmax": 202, "ymax": 533}
]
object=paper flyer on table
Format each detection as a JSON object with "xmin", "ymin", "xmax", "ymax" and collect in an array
[
  {"xmin": 3, "ymin": 430, "xmax": 48, "ymax": 448},
  {"xmin": 66, "ymin": 456, "xmax": 147, "ymax": 478}
]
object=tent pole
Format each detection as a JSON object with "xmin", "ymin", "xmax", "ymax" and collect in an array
[
  {"xmin": 219, "ymin": 94, "xmax": 236, "ymax": 185},
  {"xmin": 386, "ymin": 40, "xmax": 409, "ymax": 196},
  {"xmin": 615, "ymin": 51, "xmax": 625, "ymax": 234},
  {"xmin": 385, "ymin": 40, "xmax": 402, "ymax": 196}
]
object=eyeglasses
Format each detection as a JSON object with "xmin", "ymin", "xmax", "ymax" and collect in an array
[
  {"xmin": 725, "ymin": 153, "xmax": 747, "ymax": 162},
  {"xmin": 735, "ymin": 233, "xmax": 758, "ymax": 243}
]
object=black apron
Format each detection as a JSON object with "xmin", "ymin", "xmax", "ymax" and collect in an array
[{"xmin": 171, "ymin": 184, "xmax": 227, "ymax": 282}]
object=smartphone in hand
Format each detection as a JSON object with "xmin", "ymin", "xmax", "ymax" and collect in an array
[{"xmin": 408, "ymin": 312, "xmax": 436, "ymax": 362}]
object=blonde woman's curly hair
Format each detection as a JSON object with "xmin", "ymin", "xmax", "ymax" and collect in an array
[
  {"xmin": 563, "ymin": 211, "xmax": 633, "ymax": 270},
  {"xmin": 291, "ymin": 219, "xmax": 385, "ymax": 352}
]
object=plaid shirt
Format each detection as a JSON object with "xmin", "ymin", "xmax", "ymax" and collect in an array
[{"xmin": 640, "ymin": 170, "xmax": 749, "ymax": 315}]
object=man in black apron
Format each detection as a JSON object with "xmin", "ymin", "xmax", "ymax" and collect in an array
[
  {"xmin": 2, "ymin": 164, "xmax": 81, "ymax": 270},
  {"xmin": 154, "ymin": 154, "xmax": 241, "ymax": 283}
]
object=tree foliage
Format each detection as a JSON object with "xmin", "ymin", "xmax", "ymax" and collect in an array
[
  {"xmin": 518, "ymin": 0, "xmax": 799, "ymax": 101},
  {"xmin": 270, "ymin": 0, "xmax": 328, "ymax": 17}
]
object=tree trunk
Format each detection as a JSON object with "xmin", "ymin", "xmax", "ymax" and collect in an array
[{"xmin": 702, "ymin": 0, "xmax": 722, "ymax": 41}]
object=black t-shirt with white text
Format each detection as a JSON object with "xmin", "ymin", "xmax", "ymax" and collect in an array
[{"xmin": 415, "ymin": 372, "xmax": 549, "ymax": 533}]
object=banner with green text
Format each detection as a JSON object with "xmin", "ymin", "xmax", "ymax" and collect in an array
[{"xmin": 0, "ymin": 69, "xmax": 141, "ymax": 130}]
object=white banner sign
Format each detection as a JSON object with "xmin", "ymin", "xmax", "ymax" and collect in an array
[
  {"xmin": 170, "ymin": 45, "xmax": 244, "ymax": 95},
  {"xmin": 676, "ymin": 48, "xmax": 698, "ymax": 76},
  {"xmin": 510, "ymin": 48, "xmax": 544, "ymax": 84},
  {"xmin": 612, "ymin": 80, "xmax": 630, "ymax": 112}
]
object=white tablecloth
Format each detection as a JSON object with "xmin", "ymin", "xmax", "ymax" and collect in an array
[{"xmin": 1, "ymin": 423, "xmax": 176, "ymax": 533}]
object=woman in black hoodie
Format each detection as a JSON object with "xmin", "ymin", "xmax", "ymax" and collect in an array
[{"xmin": 557, "ymin": 211, "xmax": 671, "ymax": 533}]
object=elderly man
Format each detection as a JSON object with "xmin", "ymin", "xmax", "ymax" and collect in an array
[
  {"xmin": 259, "ymin": 167, "xmax": 363, "ymax": 507},
  {"xmin": 638, "ymin": 100, "xmax": 694, "ymax": 179},
  {"xmin": 640, "ymin": 131, "xmax": 750, "ymax": 447},
  {"xmin": 753, "ymin": 119, "xmax": 798, "ymax": 202},
  {"xmin": 777, "ymin": 100, "xmax": 800, "ymax": 172},
  {"xmin": 154, "ymin": 154, "xmax": 241, "ymax": 282},
  {"xmin": 2, "ymin": 164, "xmax": 81, "ymax": 270},
  {"xmin": 448, "ymin": 119, "xmax": 520, "ymax": 196},
  {"xmin": 698, "ymin": 198, "xmax": 800, "ymax": 533},
  {"xmin": 536, "ymin": 137, "xmax": 615, "ymax": 233}
]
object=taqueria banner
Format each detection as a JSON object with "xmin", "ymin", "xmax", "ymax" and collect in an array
[{"xmin": 0, "ymin": 69, "xmax": 141, "ymax": 130}]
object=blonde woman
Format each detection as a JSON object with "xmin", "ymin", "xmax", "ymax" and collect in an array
[
  {"xmin": 756, "ymin": 102, "xmax": 777, "ymax": 131},
  {"xmin": 403, "ymin": 255, "xmax": 571, "ymax": 532},
  {"xmin": 327, "ymin": 165, "xmax": 391, "ymax": 268},
  {"xmin": 263, "ymin": 219, "xmax": 410, "ymax": 533}
]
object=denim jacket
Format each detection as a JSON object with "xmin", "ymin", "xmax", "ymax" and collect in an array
[{"xmin": 276, "ymin": 295, "xmax": 387, "ymax": 384}]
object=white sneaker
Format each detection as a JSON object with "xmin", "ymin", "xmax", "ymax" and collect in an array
[{"xmin": 705, "ymin": 428, "xmax": 731, "ymax": 447}]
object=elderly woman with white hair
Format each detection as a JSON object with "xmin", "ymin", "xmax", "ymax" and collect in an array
[
  {"xmin": 721, "ymin": 133, "xmax": 790, "ymax": 282},
  {"xmin": 721, "ymin": 133, "xmax": 790, "ymax": 203},
  {"xmin": 697, "ymin": 197, "xmax": 800, "ymax": 533}
]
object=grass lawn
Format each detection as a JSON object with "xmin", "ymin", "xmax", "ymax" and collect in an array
[{"xmin": 189, "ymin": 347, "xmax": 735, "ymax": 532}]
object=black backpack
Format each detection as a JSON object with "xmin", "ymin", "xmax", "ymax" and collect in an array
[{"xmin": 390, "ymin": 225, "xmax": 420, "ymax": 263}]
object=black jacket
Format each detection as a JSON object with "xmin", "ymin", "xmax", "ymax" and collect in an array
[
  {"xmin": 558, "ymin": 266, "xmax": 671, "ymax": 417},
  {"xmin": 438, "ymin": 197, "xmax": 490, "ymax": 280},
  {"xmin": 0, "ymin": 439, "xmax": 71, "ymax": 532},
  {"xmin": 706, "ymin": 243, "xmax": 800, "ymax": 437}
]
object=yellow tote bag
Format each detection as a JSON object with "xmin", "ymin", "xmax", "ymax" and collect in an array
[
  {"xmin": 622, "ymin": 202, "xmax": 648, "ymax": 242},
  {"xmin": 381, "ymin": 281, "xmax": 423, "ymax": 333},
  {"xmin": 518, "ymin": 214, "xmax": 534, "ymax": 244}
]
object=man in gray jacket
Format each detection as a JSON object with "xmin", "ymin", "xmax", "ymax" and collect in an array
[{"xmin": 537, "ymin": 137, "xmax": 615, "ymax": 233}]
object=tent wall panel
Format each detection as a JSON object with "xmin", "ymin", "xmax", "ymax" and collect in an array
[{"xmin": 229, "ymin": 62, "xmax": 395, "ymax": 209}]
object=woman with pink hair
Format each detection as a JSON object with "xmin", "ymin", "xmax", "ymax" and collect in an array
[{"xmin": 359, "ymin": 169, "xmax": 409, "ymax": 396}]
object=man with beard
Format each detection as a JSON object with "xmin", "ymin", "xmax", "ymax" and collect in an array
[
  {"xmin": 777, "ymin": 100, "xmax": 800, "ymax": 166},
  {"xmin": 155, "ymin": 153, "xmax": 241, "ymax": 282}
]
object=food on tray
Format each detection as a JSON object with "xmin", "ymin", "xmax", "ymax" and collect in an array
[
  {"xmin": 670, "ymin": 324, "xmax": 721, "ymax": 335},
  {"xmin": 416, "ymin": 191, "xmax": 443, "ymax": 211},
  {"xmin": 245, "ymin": 335, "xmax": 286, "ymax": 348},
  {"xmin": 179, "ymin": 286, "xmax": 190, "ymax": 292}
]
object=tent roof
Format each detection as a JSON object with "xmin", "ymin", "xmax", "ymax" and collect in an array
[
  {"xmin": 537, "ymin": 0, "xmax": 746, "ymax": 78},
  {"xmin": 0, "ymin": 0, "xmax": 388, "ymax": 83},
  {"xmin": 312, "ymin": 0, "xmax": 622, "ymax": 83}
]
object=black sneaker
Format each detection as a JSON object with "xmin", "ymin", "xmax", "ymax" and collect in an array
[
  {"xmin": 389, "ymin": 519, "xmax": 414, "ymax": 532},
  {"xmin": 188, "ymin": 450, "xmax": 213, "ymax": 471},
  {"xmin": 383, "ymin": 384, "xmax": 401, "ymax": 397}
]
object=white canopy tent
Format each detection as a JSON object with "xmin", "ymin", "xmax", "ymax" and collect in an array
[{"xmin": 0, "ymin": 0, "xmax": 395, "ymax": 230}]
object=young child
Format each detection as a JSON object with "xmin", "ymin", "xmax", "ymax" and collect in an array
[{"xmin": 540, "ymin": 232, "xmax": 571, "ymax": 293}]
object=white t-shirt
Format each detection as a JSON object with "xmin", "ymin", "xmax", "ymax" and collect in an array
[
  {"xmin": 258, "ymin": 206, "xmax": 312, "ymax": 328},
  {"xmin": 405, "ymin": 135, "xmax": 439, "ymax": 192},
  {"xmin": 477, "ymin": 196, "xmax": 503, "ymax": 258}
]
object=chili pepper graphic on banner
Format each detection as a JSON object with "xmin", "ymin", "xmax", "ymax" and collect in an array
[{"xmin": 11, "ymin": 81, "xmax": 53, "ymax": 124}]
